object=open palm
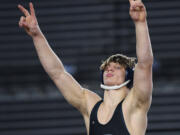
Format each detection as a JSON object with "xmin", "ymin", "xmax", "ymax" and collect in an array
[
  {"xmin": 18, "ymin": 2, "xmax": 40, "ymax": 37},
  {"xmin": 129, "ymin": 0, "xmax": 147, "ymax": 22}
]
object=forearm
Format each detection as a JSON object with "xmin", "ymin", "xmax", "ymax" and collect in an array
[
  {"xmin": 135, "ymin": 21, "xmax": 153, "ymax": 65},
  {"xmin": 32, "ymin": 32, "xmax": 65, "ymax": 79}
]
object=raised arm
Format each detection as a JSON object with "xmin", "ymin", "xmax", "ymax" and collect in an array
[
  {"xmin": 129, "ymin": 0, "xmax": 153, "ymax": 110},
  {"xmin": 18, "ymin": 3, "xmax": 100, "ymax": 114}
]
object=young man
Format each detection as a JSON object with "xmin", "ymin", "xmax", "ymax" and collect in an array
[{"xmin": 18, "ymin": 0, "xmax": 153, "ymax": 134}]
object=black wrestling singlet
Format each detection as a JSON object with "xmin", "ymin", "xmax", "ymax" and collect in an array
[{"xmin": 89, "ymin": 100, "xmax": 130, "ymax": 135}]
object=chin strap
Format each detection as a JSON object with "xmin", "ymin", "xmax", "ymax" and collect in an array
[{"xmin": 100, "ymin": 80, "xmax": 130, "ymax": 90}]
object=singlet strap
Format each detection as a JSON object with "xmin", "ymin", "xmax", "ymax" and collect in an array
[{"xmin": 90, "ymin": 100, "xmax": 103, "ymax": 121}]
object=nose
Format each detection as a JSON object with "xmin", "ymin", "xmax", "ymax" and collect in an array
[{"xmin": 107, "ymin": 66, "xmax": 114, "ymax": 72}]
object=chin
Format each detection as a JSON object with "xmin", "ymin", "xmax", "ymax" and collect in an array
[
  {"xmin": 104, "ymin": 80, "xmax": 124, "ymax": 86},
  {"xmin": 104, "ymin": 81, "xmax": 116, "ymax": 86}
]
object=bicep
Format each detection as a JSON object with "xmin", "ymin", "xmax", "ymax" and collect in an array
[
  {"xmin": 132, "ymin": 63, "xmax": 153, "ymax": 103},
  {"xmin": 53, "ymin": 71, "xmax": 86, "ymax": 111}
]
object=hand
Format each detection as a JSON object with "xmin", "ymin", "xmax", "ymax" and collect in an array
[
  {"xmin": 129, "ymin": 0, "xmax": 147, "ymax": 23},
  {"xmin": 18, "ymin": 2, "xmax": 41, "ymax": 37}
]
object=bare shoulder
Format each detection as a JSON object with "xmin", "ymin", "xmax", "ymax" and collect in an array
[{"xmin": 84, "ymin": 89, "xmax": 102, "ymax": 116}]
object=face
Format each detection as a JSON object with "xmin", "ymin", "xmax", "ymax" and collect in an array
[{"xmin": 103, "ymin": 62, "xmax": 126, "ymax": 86}]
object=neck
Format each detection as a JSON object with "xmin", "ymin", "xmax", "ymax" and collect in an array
[{"xmin": 103, "ymin": 87, "xmax": 129, "ymax": 107}]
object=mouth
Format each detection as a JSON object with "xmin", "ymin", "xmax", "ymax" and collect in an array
[{"xmin": 106, "ymin": 73, "xmax": 113, "ymax": 77}]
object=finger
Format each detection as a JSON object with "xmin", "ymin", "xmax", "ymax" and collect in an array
[
  {"xmin": 18, "ymin": 4, "xmax": 30, "ymax": 17},
  {"xmin": 19, "ymin": 21, "xmax": 23, "ymax": 27},
  {"xmin": 132, "ymin": 2, "xmax": 144, "ymax": 9},
  {"xmin": 19, "ymin": 21, "xmax": 28, "ymax": 28},
  {"xmin": 129, "ymin": 0, "xmax": 142, "ymax": 5},
  {"xmin": 20, "ymin": 16, "xmax": 26, "ymax": 23},
  {"xmin": 19, "ymin": 16, "xmax": 26, "ymax": 27},
  {"xmin": 29, "ymin": 2, "xmax": 36, "ymax": 18},
  {"xmin": 19, "ymin": 16, "xmax": 28, "ymax": 28}
]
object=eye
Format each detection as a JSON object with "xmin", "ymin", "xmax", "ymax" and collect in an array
[
  {"xmin": 104, "ymin": 66, "xmax": 109, "ymax": 71},
  {"xmin": 116, "ymin": 66, "xmax": 121, "ymax": 69},
  {"xmin": 115, "ymin": 64, "xmax": 122, "ymax": 69}
]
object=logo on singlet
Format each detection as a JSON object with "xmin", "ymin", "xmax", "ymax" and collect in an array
[{"xmin": 92, "ymin": 121, "xmax": 95, "ymax": 124}]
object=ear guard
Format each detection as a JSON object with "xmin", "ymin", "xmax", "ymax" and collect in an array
[{"xmin": 125, "ymin": 67, "xmax": 134, "ymax": 89}]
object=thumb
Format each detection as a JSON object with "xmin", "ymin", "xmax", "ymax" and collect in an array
[{"xmin": 22, "ymin": 22, "xmax": 28, "ymax": 28}]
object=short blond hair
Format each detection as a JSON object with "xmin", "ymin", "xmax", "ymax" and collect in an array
[{"xmin": 100, "ymin": 54, "xmax": 136, "ymax": 71}]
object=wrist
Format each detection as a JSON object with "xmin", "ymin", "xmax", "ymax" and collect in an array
[
  {"xmin": 134, "ymin": 19, "xmax": 147, "ymax": 26},
  {"xmin": 31, "ymin": 27, "xmax": 44, "ymax": 39},
  {"xmin": 32, "ymin": 31, "xmax": 44, "ymax": 41}
]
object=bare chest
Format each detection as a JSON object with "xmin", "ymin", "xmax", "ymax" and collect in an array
[{"xmin": 97, "ymin": 104, "xmax": 117, "ymax": 125}]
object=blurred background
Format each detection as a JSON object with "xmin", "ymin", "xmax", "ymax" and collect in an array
[{"xmin": 0, "ymin": 0, "xmax": 180, "ymax": 134}]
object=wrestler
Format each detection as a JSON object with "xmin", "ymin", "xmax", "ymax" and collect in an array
[{"xmin": 18, "ymin": 0, "xmax": 153, "ymax": 134}]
